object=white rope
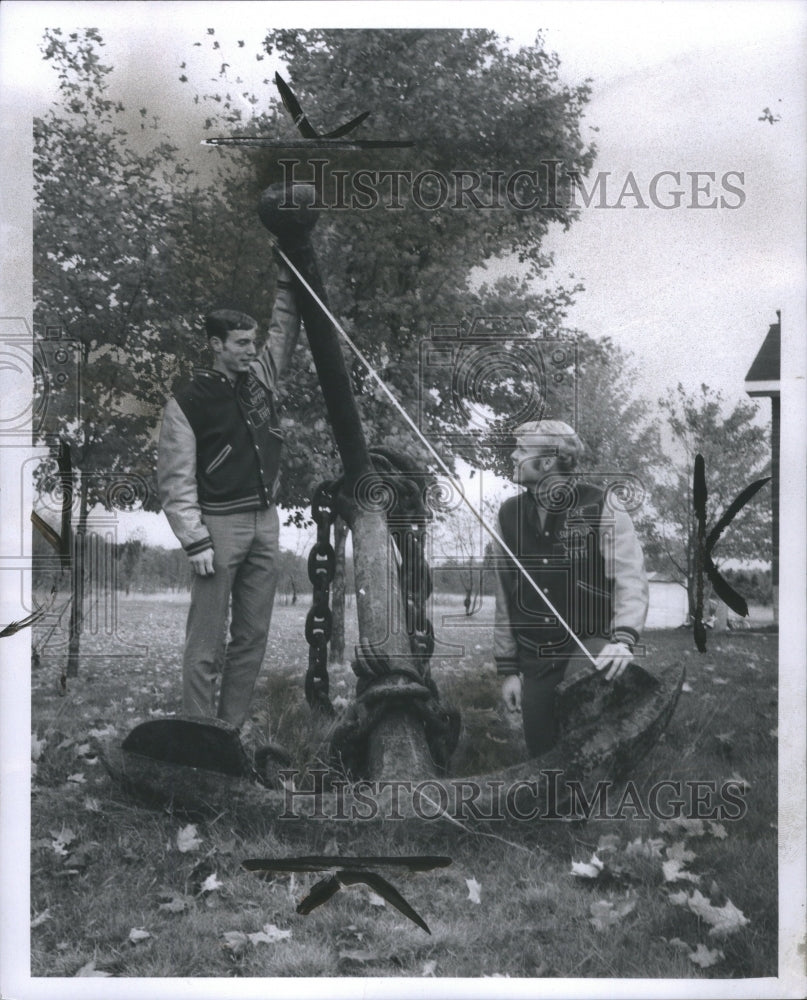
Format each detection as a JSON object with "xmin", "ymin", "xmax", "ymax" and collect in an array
[{"xmin": 275, "ymin": 245, "xmax": 598, "ymax": 667}]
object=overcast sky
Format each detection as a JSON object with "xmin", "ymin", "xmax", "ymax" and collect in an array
[{"xmin": 1, "ymin": 0, "xmax": 805, "ymax": 549}]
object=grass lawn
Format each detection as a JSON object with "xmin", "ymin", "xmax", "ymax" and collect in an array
[{"xmin": 30, "ymin": 594, "xmax": 777, "ymax": 979}]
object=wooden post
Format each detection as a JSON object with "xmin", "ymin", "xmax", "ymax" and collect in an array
[{"xmin": 258, "ymin": 184, "xmax": 435, "ymax": 780}]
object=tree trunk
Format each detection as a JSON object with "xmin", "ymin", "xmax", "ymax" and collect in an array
[
  {"xmin": 330, "ymin": 516, "xmax": 348, "ymax": 664},
  {"xmin": 66, "ymin": 473, "xmax": 89, "ymax": 678}
]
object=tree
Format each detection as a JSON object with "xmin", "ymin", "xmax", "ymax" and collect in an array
[
  {"xmin": 648, "ymin": 384, "xmax": 771, "ymax": 614},
  {"xmin": 33, "ymin": 28, "xmax": 221, "ymax": 674},
  {"xmin": 182, "ymin": 28, "xmax": 598, "ymax": 661},
  {"xmin": 434, "ymin": 494, "xmax": 501, "ymax": 614},
  {"xmin": 182, "ymin": 28, "xmax": 597, "ymax": 499},
  {"xmin": 34, "ymin": 27, "xmax": 599, "ymax": 681}
]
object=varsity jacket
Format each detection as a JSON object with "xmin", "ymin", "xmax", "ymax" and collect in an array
[
  {"xmin": 157, "ymin": 270, "xmax": 300, "ymax": 556},
  {"xmin": 493, "ymin": 483, "xmax": 648, "ymax": 675}
]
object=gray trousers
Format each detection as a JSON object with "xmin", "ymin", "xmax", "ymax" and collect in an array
[
  {"xmin": 518, "ymin": 635, "xmax": 610, "ymax": 756},
  {"xmin": 182, "ymin": 506, "xmax": 280, "ymax": 727}
]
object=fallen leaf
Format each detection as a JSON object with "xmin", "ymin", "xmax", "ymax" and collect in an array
[
  {"xmin": 199, "ymin": 872, "xmax": 223, "ymax": 894},
  {"xmin": 662, "ymin": 858, "xmax": 700, "ymax": 884},
  {"xmin": 667, "ymin": 937, "xmax": 690, "ymax": 951},
  {"xmin": 590, "ymin": 894, "xmax": 637, "ymax": 931},
  {"xmin": 421, "ymin": 959, "xmax": 437, "ymax": 976},
  {"xmin": 176, "ymin": 824, "xmax": 202, "ymax": 853},
  {"xmin": 84, "ymin": 796, "xmax": 101, "ymax": 812},
  {"xmin": 74, "ymin": 960, "xmax": 112, "ymax": 977},
  {"xmin": 688, "ymin": 943, "xmax": 723, "ymax": 968},
  {"xmin": 222, "ymin": 930, "xmax": 248, "ymax": 954},
  {"xmin": 681, "ymin": 682, "xmax": 693, "ymax": 693},
  {"xmin": 248, "ymin": 923, "xmax": 291, "ymax": 945},
  {"xmin": 666, "ymin": 888, "xmax": 750, "ymax": 937},
  {"xmin": 666, "ymin": 841, "xmax": 696, "ymax": 863},
  {"xmin": 158, "ymin": 892, "xmax": 190, "ymax": 914},
  {"xmin": 75, "ymin": 742, "xmax": 92, "ymax": 756},
  {"xmin": 707, "ymin": 821, "xmax": 727, "ymax": 840},
  {"xmin": 367, "ymin": 890, "xmax": 386, "ymax": 907},
  {"xmin": 128, "ymin": 927, "xmax": 151, "ymax": 944},
  {"xmin": 88, "ymin": 724, "xmax": 117, "ymax": 739},
  {"xmin": 66, "ymin": 772, "xmax": 86, "ymax": 784},
  {"xmin": 570, "ymin": 855, "xmax": 604, "ymax": 879},
  {"xmin": 50, "ymin": 826, "xmax": 76, "ymax": 855},
  {"xmin": 589, "ymin": 900, "xmax": 618, "ymax": 931},
  {"xmin": 32, "ymin": 734, "xmax": 47, "ymax": 761},
  {"xmin": 69, "ymin": 842, "xmax": 96, "ymax": 871},
  {"xmin": 31, "ymin": 908, "xmax": 51, "ymax": 928},
  {"xmin": 597, "ymin": 833, "xmax": 621, "ymax": 854},
  {"xmin": 690, "ymin": 891, "xmax": 750, "ymax": 937},
  {"xmin": 712, "ymin": 677, "xmax": 728, "ymax": 685},
  {"xmin": 466, "ymin": 877, "xmax": 482, "ymax": 904},
  {"xmin": 625, "ymin": 837, "xmax": 664, "ymax": 859}
]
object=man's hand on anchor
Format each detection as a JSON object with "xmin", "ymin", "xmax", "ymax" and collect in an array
[{"xmin": 594, "ymin": 641, "xmax": 633, "ymax": 682}]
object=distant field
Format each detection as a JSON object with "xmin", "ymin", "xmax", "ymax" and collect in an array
[{"xmin": 30, "ymin": 595, "xmax": 777, "ymax": 979}]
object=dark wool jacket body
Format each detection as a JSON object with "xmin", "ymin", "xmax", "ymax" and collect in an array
[
  {"xmin": 157, "ymin": 273, "xmax": 300, "ymax": 556},
  {"xmin": 493, "ymin": 484, "xmax": 648, "ymax": 675}
]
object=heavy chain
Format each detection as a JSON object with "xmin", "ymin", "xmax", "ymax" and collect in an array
[
  {"xmin": 391, "ymin": 523, "xmax": 435, "ymax": 672},
  {"xmin": 304, "ymin": 482, "xmax": 337, "ymax": 715}
]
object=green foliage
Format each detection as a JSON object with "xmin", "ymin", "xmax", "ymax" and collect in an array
[
  {"xmin": 183, "ymin": 28, "xmax": 598, "ymax": 503},
  {"xmin": 35, "ymin": 29, "xmax": 189, "ymax": 511},
  {"xmin": 649, "ymin": 384, "xmax": 771, "ymax": 608}
]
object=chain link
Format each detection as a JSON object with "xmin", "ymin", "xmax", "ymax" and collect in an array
[
  {"xmin": 304, "ymin": 468, "xmax": 437, "ymax": 711},
  {"xmin": 304, "ymin": 482, "xmax": 337, "ymax": 714},
  {"xmin": 391, "ymin": 524, "xmax": 435, "ymax": 670}
]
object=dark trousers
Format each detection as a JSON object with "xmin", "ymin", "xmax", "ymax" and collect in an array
[{"xmin": 517, "ymin": 635, "xmax": 609, "ymax": 756}]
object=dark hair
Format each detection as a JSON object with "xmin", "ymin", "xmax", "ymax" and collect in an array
[{"xmin": 205, "ymin": 309, "xmax": 257, "ymax": 342}]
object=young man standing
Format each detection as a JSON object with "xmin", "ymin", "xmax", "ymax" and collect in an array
[
  {"xmin": 157, "ymin": 265, "xmax": 300, "ymax": 728},
  {"xmin": 493, "ymin": 420, "xmax": 649, "ymax": 756}
]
